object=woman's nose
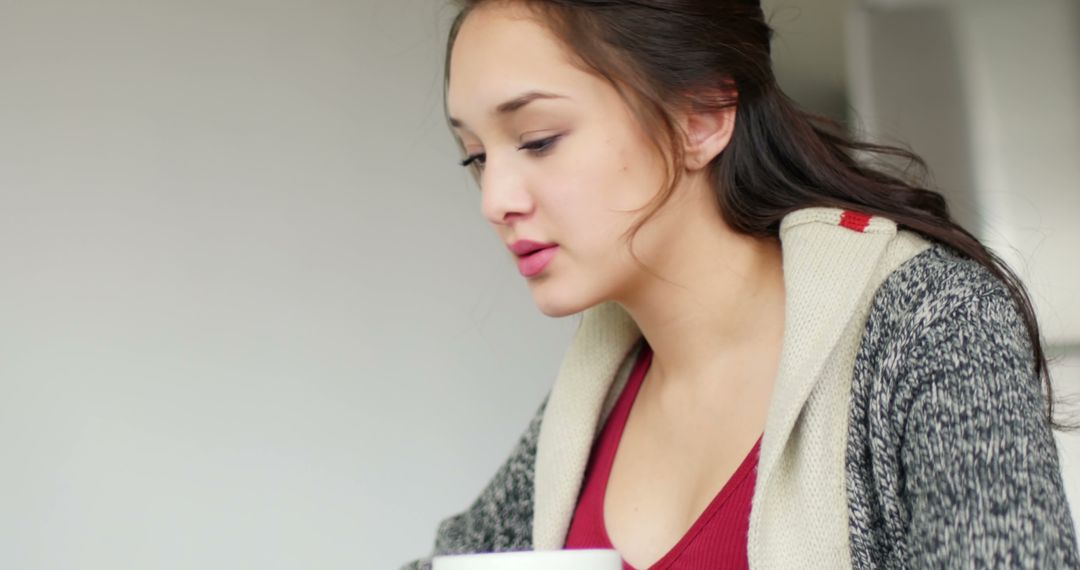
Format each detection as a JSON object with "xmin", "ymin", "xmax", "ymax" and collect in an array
[{"xmin": 479, "ymin": 163, "xmax": 534, "ymax": 226}]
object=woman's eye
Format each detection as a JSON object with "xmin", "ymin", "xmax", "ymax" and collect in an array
[
  {"xmin": 519, "ymin": 134, "xmax": 561, "ymax": 155},
  {"xmin": 460, "ymin": 153, "xmax": 485, "ymax": 169},
  {"xmin": 458, "ymin": 134, "xmax": 562, "ymax": 172}
]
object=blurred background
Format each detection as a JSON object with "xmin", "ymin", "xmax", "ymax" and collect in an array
[{"xmin": 0, "ymin": 0, "xmax": 1076, "ymax": 568}]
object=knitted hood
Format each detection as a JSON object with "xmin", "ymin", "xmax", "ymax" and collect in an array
[{"xmin": 531, "ymin": 207, "xmax": 931, "ymax": 568}]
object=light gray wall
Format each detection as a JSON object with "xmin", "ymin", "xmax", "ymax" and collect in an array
[
  {"xmin": 764, "ymin": 0, "xmax": 852, "ymax": 121},
  {"xmin": 1, "ymin": 1, "xmax": 1075, "ymax": 569},
  {"xmin": 0, "ymin": 1, "xmax": 577, "ymax": 568},
  {"xmin": 848, "ymin": 0, "xmax": 1080, "ymax": 346}
]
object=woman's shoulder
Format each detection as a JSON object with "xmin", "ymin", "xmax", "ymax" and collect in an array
[
  {"xmin": 855, "ymin": 237, "xmax": 1041, "ymax": 417},
  {"xmin": 865, "ymin": 239, "xmax": 1029, "ymax": 349},
  {"xmin": 877, "ymin": 238, "xmax": 1017, "ymax": 311},
  {"xmin": 851, "ymin": 241, "xmax": 1078, "ymax": 568}
]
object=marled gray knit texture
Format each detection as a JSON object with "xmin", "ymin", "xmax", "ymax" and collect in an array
[{"xmin": 401, "ymin": 243, "xmax": 1079, "ymax": 569}]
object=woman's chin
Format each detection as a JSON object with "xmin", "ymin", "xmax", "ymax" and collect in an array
[
  {"xmin": 536, "ymin": 304, "xmax": 579, "ymax": 318},
  {"xmin": 529, "ymin": 286, "xmax": 596, "ymax": 318}
]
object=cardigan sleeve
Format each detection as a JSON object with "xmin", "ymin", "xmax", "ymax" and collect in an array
[
  {"xmin": 399, "ymin": 394, "xmax": 548, "ymax": 570},
  {"xmin": 896, "ymin": 283, "xmax": 1080, "ymax": 568}
]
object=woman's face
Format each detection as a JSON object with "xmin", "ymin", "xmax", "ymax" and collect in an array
[{"xmin": 446, "ymin": 3, "xmax": 683, "ymax": 317}]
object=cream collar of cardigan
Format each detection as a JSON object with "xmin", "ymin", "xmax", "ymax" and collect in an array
[{"xmin": 531, "ymin": 207, "xmax": 930, "ymax": 568}]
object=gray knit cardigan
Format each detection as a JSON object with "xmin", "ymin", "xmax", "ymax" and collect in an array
[{"xmin": 401, "ymin": 243, "xmax": 1079, "ymax": 569}]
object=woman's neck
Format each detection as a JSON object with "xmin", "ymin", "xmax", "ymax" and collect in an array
[{"xmin": 614, "ymin": 224, "xmax": 786, "ymax": 395}]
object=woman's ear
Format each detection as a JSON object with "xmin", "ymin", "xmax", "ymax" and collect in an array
[{"xmin": 678, "ymin": 94, "xmax": 738, "ymax": 171}]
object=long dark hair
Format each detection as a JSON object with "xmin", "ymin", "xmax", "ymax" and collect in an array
[{"xmin": 443, "ymin": 0, "xmax": 1070, "ymax": 430}]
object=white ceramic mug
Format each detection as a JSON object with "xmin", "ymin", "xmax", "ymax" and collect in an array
[{"xmin": 432, "ymin": 549, "xmax": 622, "ymax": 569}]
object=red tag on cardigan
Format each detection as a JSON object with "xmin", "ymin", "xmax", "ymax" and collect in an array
[{"xmin": 839, "ymin": 210, "xmax": 872, "ymax": 232}]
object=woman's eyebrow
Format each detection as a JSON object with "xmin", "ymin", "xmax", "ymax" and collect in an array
[{"xmin": 449, "ymin": 90, "xmax": 569, "ymax": 130}]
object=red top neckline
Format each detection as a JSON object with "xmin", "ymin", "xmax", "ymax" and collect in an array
[{"xmin": 578, "ymin": 340, "xmax": 763, "ymax": 568}]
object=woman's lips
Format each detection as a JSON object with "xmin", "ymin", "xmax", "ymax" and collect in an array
[{"xmin": 516, "ymin": 245, "xmax": 559, "ymax": 277}]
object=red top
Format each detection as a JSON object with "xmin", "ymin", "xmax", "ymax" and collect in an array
[{"xmin": 563, "ymin": 340, "xmax": 762, "ymax": 569}]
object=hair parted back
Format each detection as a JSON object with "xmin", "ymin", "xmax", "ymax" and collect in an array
[{"xmin": 442, "ymin": 0, "xmax": 1071, "ymax": 430}]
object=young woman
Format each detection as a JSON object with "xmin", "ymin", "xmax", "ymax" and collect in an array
[{"xmin": 402, "ymin": 1, "xmax": 1079, "ymax": 568}]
